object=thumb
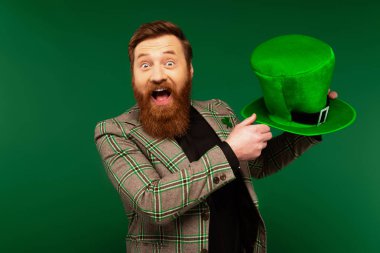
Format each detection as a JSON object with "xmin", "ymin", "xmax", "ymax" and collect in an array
[{"xmin": 240, "ymin": 113, "xmax": 257, "ymax": 126}]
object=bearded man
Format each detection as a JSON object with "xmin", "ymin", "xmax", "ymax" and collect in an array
[{"xmin": 94, "ymin": 20, "xmax": 338, "ymax": 253}]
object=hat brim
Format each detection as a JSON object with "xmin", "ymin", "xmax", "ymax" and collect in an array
[{"xmin": 241, "ymin": 98, "xmax": 356, "ymax": 136}]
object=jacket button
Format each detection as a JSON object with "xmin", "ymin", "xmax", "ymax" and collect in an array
[
  {"xmin": 213, "ymin": 177, "xmax": 220, "ymax": 184},
  {"xmin": 201, "ymin": 212, "xmax": 209, "ymax": 221},
  {"xmin": 201, "ymin": 249, "xmax": 208, "ymax": 253},
  {"xmin": 220, "ymin": 174, "xmax": 226, "ymax": 181}
]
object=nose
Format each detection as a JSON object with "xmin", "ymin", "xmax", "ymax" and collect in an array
[{"xmin": 150, "ymin": 65, "xmax": 167, "ymax": 84}]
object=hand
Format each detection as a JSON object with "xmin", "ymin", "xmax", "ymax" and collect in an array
[
  {"xmin": 225, "ymin": 113, "xmax": 272, "ymax": 161},
  {"xmin": 328, "ymin": 89, "xmax": 338, "ymax": 99}
]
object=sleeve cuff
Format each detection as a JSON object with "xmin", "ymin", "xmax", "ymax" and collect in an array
[
  {"xmin": 218, "ymin": 141, "xmax": 240, "ymax": 174},
  {"xmin": 309, "ymin": 134, "xmax": 323, "ymax": 142}
]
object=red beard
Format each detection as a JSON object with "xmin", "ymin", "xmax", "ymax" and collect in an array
[{"xmin": 132, "ymin": 74, "xmax": 192, "ymax": 139}]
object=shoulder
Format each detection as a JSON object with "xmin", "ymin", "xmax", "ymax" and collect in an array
[
  {"xmin": 192, "ymin": 98, "xmax": 236, "ymax": 116},
  {"xmin": 94, "ymin": 104, "xmax": 140, "ymax": 141}
]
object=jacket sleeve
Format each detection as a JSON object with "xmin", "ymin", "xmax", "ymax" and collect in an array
[
  {"xmin": 247, "ymin": 131, "xmax": 321, "ymax": 178},
  {"xmin": 216, "ymin": 99, "xmax": 322, "ymax": 179},
  {"xmin": 94, "ymin": 119, "xmax": 236, "ymax": 225}
]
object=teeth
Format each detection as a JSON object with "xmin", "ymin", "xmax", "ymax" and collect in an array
[{"xmin": 154, "ymin": 88, "xmax": 167, "ymax": 92}]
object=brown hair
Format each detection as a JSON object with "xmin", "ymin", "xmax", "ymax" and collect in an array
[{"xmin": 128, "ymin": 20, "xmax": 193, "ymax": 72}]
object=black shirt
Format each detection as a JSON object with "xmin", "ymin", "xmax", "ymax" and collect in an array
[{"xmin": 175, "ymin": 106, "xmax": 258, "ymax": 253}]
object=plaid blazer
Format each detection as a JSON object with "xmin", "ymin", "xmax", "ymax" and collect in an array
[{"xmin": 94, "ymin": 99, "xmax": 320, "ymax": 253}]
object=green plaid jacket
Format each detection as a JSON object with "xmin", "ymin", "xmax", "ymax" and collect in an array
[{"xmin": 94, "ymin": 99, "xmax": 320, "ymax": 253}]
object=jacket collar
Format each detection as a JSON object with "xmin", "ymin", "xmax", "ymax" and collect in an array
[
  {"xmin": 122, "ymin": 99, "xmax": 234, "ymax": 169},
  {"xmin": 126, "ymin": 99, "xmax": 232, "ymax": 140}
]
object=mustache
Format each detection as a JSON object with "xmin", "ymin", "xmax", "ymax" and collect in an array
[{"xmin": 146, "ymin": 81, "xmax": 174, "ymax": 94}]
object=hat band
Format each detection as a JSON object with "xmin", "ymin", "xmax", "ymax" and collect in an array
[{"xmin": 291, "ymin": 96, "xmax": 330, "ymax": 126}]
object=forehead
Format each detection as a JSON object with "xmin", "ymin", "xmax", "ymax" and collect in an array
[{"xmin": 134, "ymin": 35, "xmax": 184, "ymax": 58}]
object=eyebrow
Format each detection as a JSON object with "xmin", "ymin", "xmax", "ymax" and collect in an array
[
  {"xmin": 162, "ymin": 50, "xmax": 176, "ymax": 56},
  {"xmin": 136, "ymin": 50, "xmax": 177, "ymax": 60}
]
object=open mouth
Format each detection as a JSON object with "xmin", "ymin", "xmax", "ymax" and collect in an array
[{"xmin": 151, "ymin": 88, "xmax": 172, "ymax": 105}]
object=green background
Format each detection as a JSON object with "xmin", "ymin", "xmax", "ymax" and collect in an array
[{"xmin": 1, "ymin": 0, "xmax": 379, "ymax": 252}]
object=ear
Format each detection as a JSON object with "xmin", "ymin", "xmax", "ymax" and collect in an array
[{"xmin": 190, "ymin": 63, "xmax": 194, "ymax": 78}]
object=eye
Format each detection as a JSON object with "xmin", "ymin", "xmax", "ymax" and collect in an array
[
  {"xmin": 140, "ymin": 62, "xmax": 150, "ymax": 69},
  {"xmin": 165, "ymin": 61, "xmax": 175, "ymax": 67}
]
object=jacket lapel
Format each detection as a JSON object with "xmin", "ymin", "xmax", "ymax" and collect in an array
[
  {"xmin": 191, "ymin": 100, "xmax": 235, "ymax": 142},
  {"xmin": 126, "ymin": 100, "xmax": 235, "ymax": 174}
]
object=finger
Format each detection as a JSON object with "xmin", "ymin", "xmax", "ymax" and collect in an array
[
  {"xmin": 261, "ymin": 141, "xmax": 267, "ymax": 149},
  {"xmin": 255, "ymin": 124, "xmax": 271, "ymax": 133},
  {"xmin": 262, "ymin": 132, "xmax": 273, "ymax": 142},
  {"xmin": 240, "ymin": 113, "xmax": 257, "ymax": 126},
  {"xmin": 328, "ymin": 91, "xmax": 338, "ymax": 99}
]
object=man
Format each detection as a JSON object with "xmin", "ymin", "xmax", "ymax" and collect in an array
[{"xmin": 94, "ymin": 20, "xmax": 338, "ymax": 253}]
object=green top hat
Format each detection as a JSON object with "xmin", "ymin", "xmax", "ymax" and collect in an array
[{"xmin": 241, "ymin": 34, "xmax": 356, "ymax": 136}]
